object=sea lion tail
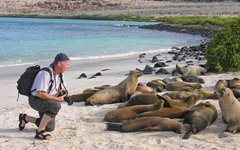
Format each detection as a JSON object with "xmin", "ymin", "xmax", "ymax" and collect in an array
[
  {"xmin": 106, "ymin": 122, "xmax": 124, "ymax": 131},
  {"xmin": 182, "ymin": 129, "xmax": 193, "ymax": 140}
]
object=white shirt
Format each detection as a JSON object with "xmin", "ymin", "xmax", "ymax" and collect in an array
[{"xmin": 31, "ymin": 67, "xmax": 64, "ymax": 96}]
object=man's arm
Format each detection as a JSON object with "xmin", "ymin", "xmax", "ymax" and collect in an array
[{"xmin": 36, "ymin": 91, "xmax": 64, "ymax": 102}]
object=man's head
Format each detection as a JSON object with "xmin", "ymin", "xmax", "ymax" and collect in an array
[{"xmin": 51, "ymin": 53, "xmax": 70, "ymax": 74}]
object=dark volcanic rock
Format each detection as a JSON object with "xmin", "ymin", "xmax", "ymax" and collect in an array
[
  {"xmin": 140, "ymin": 23, "xmax": 222, "ymax": 38},
  {"xmin": 78, "ymin": 73, "xmax": 87, "ymax": 79}
]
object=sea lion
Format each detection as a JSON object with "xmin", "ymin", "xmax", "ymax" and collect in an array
[
  {"xmin": 163, "ymin": 94, "xmax": 203, "ymax": 109},
  {"xmin": 85, "ymin": 70, "xmax": 143, "ymax": 105},
  {"xmin": 104, "ymin": 101, "xmax": 164, "ymax": 122},
  {"xmin": 121, "ymin": 93, "xmax": 201, "ymax": 109},
  {"xmin": 182, "ymin": 101, "xmax": 218, "ymax": 139},
  {"xmin": 215, "ymin": 79, "xmax": 228, "ymax": 90},
  {"xmin": 165, "ymin": 81, "xmax": 202, "ymax": 91},
  {"xmin": 231, "ymin": 88, "xmax": 240, "ymax": 98},
  {"xmin": 136, "ymin": 98, "xmax": 191, "ymax": 119},
  {"xmin": 228, "ymin": 78, "xmax": 240, "ymax": 89},
  {"xmin": 136, "ymin": 83, "xmax": 156, "ymax": 94},
  {"xmin": 150, "ymin": 79, "xmax": 166, "ymax": 87},
  {"xmin": 181, "ymin": 75, "xmax": 205, "ymax": 84},
  {"xmin": 118, "ymin": 93, "xmax": 160, "ymax": 108},
  {"xmin": 69, "ymin": 91, "xmax": 97, "ymax": 102},
  {"xmin": 146, "ymin": 81, "xmax": 165, "ymax": 92},
  {"xmin": 193, "ymin": 89, "xmax": 218, "ymax": 100},
  {"xmin": 172, "ymin": 65, "xmax": 207, "ymax": 76},
  {"xmin": 106, "ymin": 116, "xmax": 187, "ymax": 133},
  {"xmin": 215, "ymin": 87, "xmax": 240, "ymax": 137},
  {"xmin": 163, "ymin": 91, "xmax": 199, "ymax": 100},
  {"xmin": 162, "ymin": 77, "xmax": 183, "ymax": 84}
]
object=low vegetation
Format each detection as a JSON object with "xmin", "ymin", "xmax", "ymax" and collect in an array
[{"xmin": 205, "ymin": 19, "xmax": 240, "ymax": 72}]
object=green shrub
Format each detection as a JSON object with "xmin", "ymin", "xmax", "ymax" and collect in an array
[{"xmin": 205, "ymin": 19, "xmax": 240, "ymax": 72}]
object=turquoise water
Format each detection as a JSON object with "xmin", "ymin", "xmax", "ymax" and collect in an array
[{"xmin": 0, "ymin": 17, "xmax": 207, "ymax": 67}]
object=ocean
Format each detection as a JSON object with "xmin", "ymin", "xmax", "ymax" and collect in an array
[{"xmin": 0, "ymin": 17, "xmax": 207, "ymax": 67}]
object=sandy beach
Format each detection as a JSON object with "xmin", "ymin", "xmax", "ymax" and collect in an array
[{"xmin": 1, "ymin": 49, "xmax": 240, "ymax": 150}]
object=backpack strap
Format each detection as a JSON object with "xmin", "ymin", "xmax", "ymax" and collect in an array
[
  {"xmin": 42, "ymin": 67, "xmax": 54, "ymax": 93},
  {"xmin": 30, "ymin": 67, "xmax": 53, "ymax": 95}
]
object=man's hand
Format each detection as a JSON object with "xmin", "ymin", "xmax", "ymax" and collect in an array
[{"xmin": 37, "ymin": 91, "xmax": 64, "ymax": 102}]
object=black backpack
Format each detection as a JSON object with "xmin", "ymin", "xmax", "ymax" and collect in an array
[{"xmin": 17, "ymin": 65, "xmax": 53, "ymax": 97}]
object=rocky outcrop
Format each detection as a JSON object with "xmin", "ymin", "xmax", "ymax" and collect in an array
[{"xmin": 140, "ymin": 23, "xmax": 222, "ymax": 38}]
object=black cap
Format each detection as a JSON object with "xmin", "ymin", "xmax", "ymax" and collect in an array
[{"xmin": 50, "ymin": 53, "xmax": 70, "ymax": 66}]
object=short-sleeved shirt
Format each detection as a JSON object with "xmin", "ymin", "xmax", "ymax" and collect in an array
[{"xmin": 31, "ymin": 67, "xmax": 65, "ymax": 96}]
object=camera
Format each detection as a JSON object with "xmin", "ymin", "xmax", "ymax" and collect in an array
[
  {"xmin": 58, "ymin": 90, "xmax": 67, "ymax": 97},
  {"xmin": 58, "ymin": 90, "xmax": 73, "ymax": 105},
  {"xmin": 64, "ymin": 96, "xmax": 73, "ymax": 106}
]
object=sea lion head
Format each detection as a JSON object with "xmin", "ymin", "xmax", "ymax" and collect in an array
[
  {"xmin": 215, "ymin": 87, "xmax": 227, "ymax": 98},
  {"xmin": 85, "ymin": 97, "xmax": 95, "ymax": 106},
  {"xmin": 199, "ymin": 78, "xmax": 205, "ymax": 84},
  {"xmin": 171, "ymin": 65, "xmax": 183, "ymax": 76},
  {"xmin": 174, "ymin": 77, "xmax": 183, "ymax": 82},
  {"xmin": 128, "ymin": 70, "xmax": 144, "ymax": 78}
]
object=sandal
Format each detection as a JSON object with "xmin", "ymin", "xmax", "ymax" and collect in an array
[
  {"xmin": 35, "ymin": 130, "xmax": 51, "ymax": 140},
  {"xmin": 18, "ymin": 113, "xmax": 28, "ymax": 131}
]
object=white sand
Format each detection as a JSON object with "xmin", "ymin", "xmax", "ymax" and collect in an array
[{"xmin": 0, "ymin": 50, "xmax": 240, "ymax": 150}]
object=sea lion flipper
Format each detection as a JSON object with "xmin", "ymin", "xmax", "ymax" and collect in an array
[
  {"xmin": 106, "ymin": 122, "xmax": 124, "ymax": 131},
  {"xmin": 219, "ymin": 131, "xmax": 231, "ymax": 138},
  {"xmin": 182, "ymin": 129, "xmax": 192, "ymax": 139}
]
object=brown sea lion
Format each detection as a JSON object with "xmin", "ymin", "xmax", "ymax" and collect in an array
[
  {"xmin": 228, "ymin": 78, "xmax": 240, "ymax": 89},
  {"xmin": 150, "ymin": 79, "xmax": 166, "ymax": 87},
  {"xmin": 136, "ymin": 83, "xmax": 156, "ymax": 94},
  {"xmin": 163, "ymin": 91, "xmax": 199, "ymax": 100},
  {"xmin": 106, "ymin": 116, "xmax": 187, "ymax": 133},
  {"xmin": 136, "ymin": 98, "xmax": 191, "ymax": 119},
  {"xmin": 181, "ymin": 75, "xmax": 205, "ymax": 84},
  {"xmin": 231, "ymin": 88, "xmax": 240, "ymax": 98},
  {"xmin": 193, "ymin": 89, "xmax": 218, "ymax": 100},
  {"xmin": 215, "ymin": 79, "xmax": 228, "ymax": 90},
  {"xmin": 85, "ymin": 70, "xmax": 143, "ymax": 105},
  {"xmin": 118, "ymin": 93, "xmax": 160, "ymax": 108},
  {"xmin": 69, "ymin": 91, "xmax": 97, "ymax": 102},
  {"xmin": 165, "ymin": 81, "xmax": 202, "ymax": 91},
  {"xmin": 162, "ymin": 77, "xmax": 183, "ymax": 84},
  {"xmin": 182, "ymin": 101, "xmax": 218, "ymax": 139},
  {"xmin": 215, "ymin": 87, "xmax": 240, "ymax": 137},
  {"xmin": 163, "ymin": 94, "xmax": 203, "ymax": 109},
  {"xmin": 146, "ymin": 81, "xmax": 165, "ymax": 92},
  {"xmin": 104, "ymin": 101, "xmax": 164, "ymax": 122},
  {"xmin": 121, "ymin": 93, "xmax": 202, "ymax": 109},
  {"xmin": 172, "ymin": 65, "xmax": 207, "ymax": 76}
]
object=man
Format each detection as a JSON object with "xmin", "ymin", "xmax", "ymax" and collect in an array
[{"xmin": 18, "ymin": 53, "xmax": 70, "ymax": 140}]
